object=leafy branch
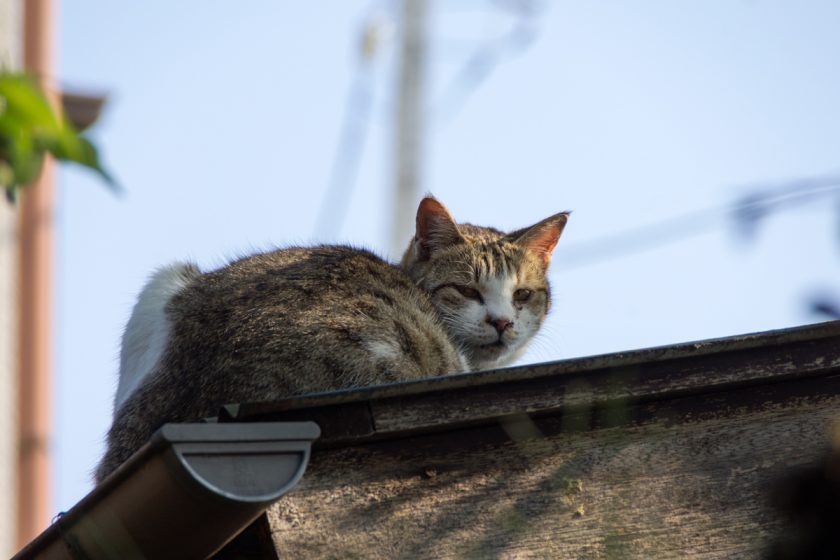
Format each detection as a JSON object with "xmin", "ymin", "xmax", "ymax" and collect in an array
[{"xmin": 0, "ymin": 72, "xmax": 115, "ymax": 203}]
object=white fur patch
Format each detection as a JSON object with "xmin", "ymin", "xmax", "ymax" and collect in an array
[
  {"xmin": 456, "ymin": 270, "xmax": 543, "ymax": 369},
  {"xmin": 481, "ymin": 274, "xmax": 517, "ymax": 326},
  {"xmin": 114, "ymin": 262, "xmax": 198, "ymax": 413},
  {"xmin": 365, "ymin": 340, "xmax": 402, "ymax": 363}
]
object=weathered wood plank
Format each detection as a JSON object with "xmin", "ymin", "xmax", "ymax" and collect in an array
[
  {"xmin": 230, "ymin": 322, "xmax": 840, "ymax": 446},
  {"xmin": 266, "ymin": 375, "xmax": 840, "ymax": 559},
  {"xmin": 370, "ymin": 333, "xmax": 840, "ymax": 434},
  {"xmin": 239, "ymin": 322, "xmax": 840, "ymax": 417}
]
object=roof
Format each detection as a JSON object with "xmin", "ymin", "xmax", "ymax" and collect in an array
[
  {"xmin": 15, "ymin": 321, "xmax": 839, "ymax": 558},
  {"xmin": 223, "ymin": 320, "xmax": 840, "ymax": 446},
  {"xmin": 219, "ymin": 320, "xmax": 840, "ymax": 558}
]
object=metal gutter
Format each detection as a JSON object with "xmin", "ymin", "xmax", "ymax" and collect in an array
[{"xmin": 12, "ymin": 421, "xmax": 320, "ymax": 560}]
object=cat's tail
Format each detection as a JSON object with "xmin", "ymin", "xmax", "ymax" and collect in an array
[{"xmin": 113, "ymin": 262, "xmax": 202, "ymax": 414}]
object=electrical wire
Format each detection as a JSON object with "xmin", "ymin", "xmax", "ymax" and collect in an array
[
  {"xmin": 313, "ymin": 7, "xmax": 390, "ymax": 240},
  {"xmin": 560, "ymin": 174, "xmax": 840, "ymax": 270}
]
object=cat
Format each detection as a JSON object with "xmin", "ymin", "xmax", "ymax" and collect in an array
[{"xmin": 95, "ymin": 196, "xmax": 568, "ymax": 482}]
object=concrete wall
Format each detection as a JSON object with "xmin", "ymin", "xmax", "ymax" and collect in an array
[{"xmin": 0, "ymin": 0, "xmax": 21, "ymax": 555}]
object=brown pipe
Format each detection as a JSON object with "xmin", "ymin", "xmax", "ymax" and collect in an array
[{"xmin": 18, "ymin": 0, "xmax": 56, "ymax": 548}]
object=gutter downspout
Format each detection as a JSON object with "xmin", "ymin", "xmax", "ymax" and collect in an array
[{"xmin": 18, "ymin": 0, "xmax": 56, "ymax": 547}]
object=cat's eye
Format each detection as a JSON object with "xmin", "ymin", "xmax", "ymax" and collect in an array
[
  {"xmin": 455, "ymin": 285, "xmax": 482, "ymax": 301},
  {"xmin": 513, "ymin": 289, "xmax": 532, "ymax": 303}
]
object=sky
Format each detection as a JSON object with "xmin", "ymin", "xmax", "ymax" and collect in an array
[{"xmin": 54, "ymin": 0, "xmax": 840, "ymax": 515}]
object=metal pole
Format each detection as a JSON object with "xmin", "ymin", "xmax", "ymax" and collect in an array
[
  {"xmin": 389, "ymin": 0, "xmax": 427, "ymax": 258},
  {"xmin": 18, "ymin": 0, "xmax": 55, "ymax": 547}
]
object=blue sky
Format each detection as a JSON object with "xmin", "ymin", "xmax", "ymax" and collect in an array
[{"xmin": 54, "ymin": 0, "xmax": 840, "ymax": 514}]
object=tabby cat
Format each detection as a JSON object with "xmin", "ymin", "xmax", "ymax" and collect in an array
[{"xmin": 95, "ymin": 197, "xmax": 568, "ymax": 482}]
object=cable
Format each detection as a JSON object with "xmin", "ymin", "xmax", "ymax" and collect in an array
[
  {"xmin": 560, "ymin": 174, "xmax": 840, "ymax": 270},
  {"xmin": 313, "ymin": 6, "xmax": 392, "ymax": 240},
  {"xmin": 431, "ymin": 0, "xmax": 543, "ymax": 123}
]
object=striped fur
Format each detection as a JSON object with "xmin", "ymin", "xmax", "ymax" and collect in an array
[{"xmin": 96, "ymin": 197, "xmax": 568, "ymax": 481}]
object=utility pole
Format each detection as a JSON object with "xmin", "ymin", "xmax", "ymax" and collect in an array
[{"xmin": 389, "ymin": 0, "xmax": 427, "ymax": 258}]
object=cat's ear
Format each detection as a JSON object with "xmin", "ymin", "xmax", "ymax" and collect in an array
[
  {"xmin": 511, "ymin": 211, "xmax": 569, "ymax": 267},
  {"xmin": 413, "ymin": 196, "xmax": 464, "ymax": 261}
]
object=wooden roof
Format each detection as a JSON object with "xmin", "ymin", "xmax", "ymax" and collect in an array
[
  {"xmin": 214, "ymin": 321, "xmax": 840, "ymax": 559},
  {"xmin": 223, "ymin": 320, "xmax": 840, "ymax": 445}
]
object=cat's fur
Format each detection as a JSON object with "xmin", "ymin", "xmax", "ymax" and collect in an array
[{"xmin": 95, "ymin": 197, "xmax": 568, "ymax": 482}]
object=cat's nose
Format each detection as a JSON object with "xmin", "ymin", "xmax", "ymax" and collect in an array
[{"xmin": 489, "ymin": 317, "xmax": 513, "ymax": 334}]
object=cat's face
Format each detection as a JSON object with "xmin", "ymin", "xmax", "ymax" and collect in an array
[{"xmin": 402, "ymin": 198, "xmax": 568, "ymax": 371}]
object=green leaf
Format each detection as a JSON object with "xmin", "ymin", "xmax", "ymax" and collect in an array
[
  {"xmin": 55, "ymin": 134, "xmax": 119, "ymax": 191},
  {"xmin": 0, "ymin": 72, "xmax": 117, "ymax": 200},
  {"xmin": 0, "ymin": 74, "xmax": 60, "ymax": 130}
]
